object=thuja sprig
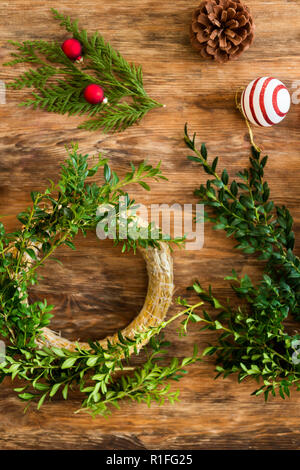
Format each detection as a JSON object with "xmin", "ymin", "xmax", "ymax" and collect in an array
[
  {"xmin": 0, "ymin": 144, "xmax": 189, "ymax": 416},
  {"xmin": 4, "ymin": 9, "xmax": 163, "ymax": 133},
  {"xmin": 184, "ymin": 124, "xmax": 300, "ymax": 400}
]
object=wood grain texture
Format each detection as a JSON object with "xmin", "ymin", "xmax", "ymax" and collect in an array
[{"xmin": 1, "ymin": 0, "xmax": 300, "ymax": 450}]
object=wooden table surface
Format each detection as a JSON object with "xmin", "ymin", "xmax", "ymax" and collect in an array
[{"xmin": 1, "ymin": 0, "xmax": 300, "ymax": 450}]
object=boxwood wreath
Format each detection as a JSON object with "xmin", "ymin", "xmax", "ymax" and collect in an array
[{"xmin": 0, "ymin": 145, "xmax": 203, "ymax": 417}]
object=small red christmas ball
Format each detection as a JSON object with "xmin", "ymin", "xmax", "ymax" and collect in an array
[
  {"xmin": 61, "ymin": 38, "xmax": 82, "ymax": 60},
  {"xmin": 83, "ymin": 84, "xmax": 106, "ymax": 104}
]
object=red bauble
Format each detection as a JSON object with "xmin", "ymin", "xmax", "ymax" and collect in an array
[
  {"xmin": 61, "ymin": 38, "xmax": 82, "ymax": 60},
  {"xmin": 83, "ymin": 84, "xmax": 106, "ymax": 104}
]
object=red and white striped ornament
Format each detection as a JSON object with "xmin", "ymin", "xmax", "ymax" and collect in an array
[{"xmin": 241, "ymin": 77, "xmax": 290, "ymax": 127}]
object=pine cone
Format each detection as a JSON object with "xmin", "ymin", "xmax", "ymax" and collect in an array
[{"xmin": 190, "ymin": 0, "xmax": 255, "ymax": 63}]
